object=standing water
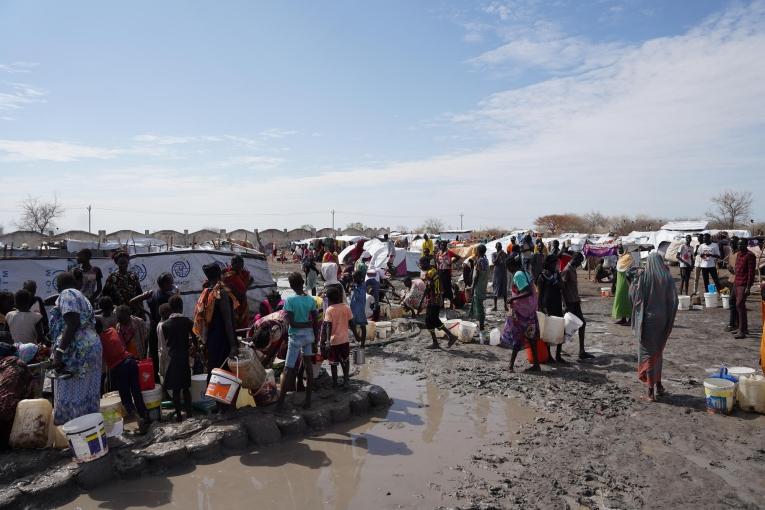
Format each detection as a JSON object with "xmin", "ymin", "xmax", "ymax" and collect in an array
[{"xmin": 67, "ymin": 360, "xmax": 538, "ymax": 509}]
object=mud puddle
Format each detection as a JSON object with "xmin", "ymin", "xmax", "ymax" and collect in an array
[{"xmin": 66, "ymin": 359, "xmax": 538, "ymax": 509}]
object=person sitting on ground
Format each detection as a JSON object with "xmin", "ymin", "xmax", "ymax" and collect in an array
[
  {"xmin": 349, "ymin": 270, "xmax": 368, "ymax": 348},
  {"xmin": 422, "ymin": 258, "xmax": 458, "ymax": 349},
  {"xmin": 76, "ymin": 249, "xmax": 103, "ymax": 305},
  {"xmin": 96, "ymin": 318, "xmax": 150, "ymax": 434},
  {"xmin": 321, "ymin": 286, "xmax": 359, "ymax": 388},
  {"xmin": 401, "ymin": 276, "xmax": 426, "ymax": 316},
  {"xmin": 537, "ymin": 255, "xmax": 565, "ymax": 363},
  {"xmin": 452, "ymin": 283, "xmax": 467, "ymax": 309},
  {"xmin": 96, "ymin": 295, "xmax": 118, "ymax": 330},
  {"xmin": 561, "ymin": 252, "xmax": 594, "ymax": 360},
  {"xmin": 6, "ymin": 289, "xmax": 46, "ymax": 344},
  {"xmin": 629, "ymin": 253, "xmax": 678, "ymax": 402},
  {"xmin": 115, "ymin": 304, "xmax": 148, "ymax": 358},
  {"xmin": 23, "ymin": 280, "xmax": 49, "ymax": 337},
  {"xmin": 161, "ymin": 295, "xmax": 197, "ymax": 422},
  {"xmin": 504, "ymin": 270, "xmax": 541, "ymax": 372},
  {"xmin": 276, "ymin": 272, "xmax": 317, "ymax": 410}
]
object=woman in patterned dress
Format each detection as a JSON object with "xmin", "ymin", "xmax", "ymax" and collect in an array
[{"xmin": 50, "ymin": 272, "xmax": 103, "ymax": 425}]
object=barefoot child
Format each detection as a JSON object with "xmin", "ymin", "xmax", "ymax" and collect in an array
[
  {"xmin": 349, "ymin": 270, "xmax": 368, "ymax": 347},
  {"xmin": 322, "ymin": 286, "xmax": 359, "ymax": 387},
  {"xmin": 160, "ymin": 296, "xmax": 196, "ymax": 422},
  {"xmin": 277, "ymin": 272, "xmax": 317, "ymax": 409}
]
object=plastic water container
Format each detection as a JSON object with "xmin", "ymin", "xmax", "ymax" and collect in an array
[
  {"xmin": 205, "ymin": 368, "xmax": 242, "ymax": 405},
  {"xmin": 459, "ymin": 321, "xmax": 478, "ymax": 343},
  {"xmin": 677, "ymin": 295, "xmax": 691, "ymax": 311},
  {"xmin": 436, "ymin": 318, "xmax": 461, "ymax": 338},
  {"xmin": 365, "ymin": 321, "xmax": 376, "ymax": 341},
  {"xmin": 737, "ymin": 375, "xmax": 765, "ymax": 413},
  {"xmin": 228, "ymin": 349, "xmax": 266, "ymax": 391},
  {"xmin": 191, "ymin": 374, "xmax": 209, "ymax": 403},
  {"xmin": 721, "ymin": 294, "xmax": 730, "ymax": 309},
  {"xmin": 100, "ymin": 393, "xmax": 124, "ymax": 435},
  {"xmin": 703, "ymin": 292, "xmax": 719, "ymax": 308},
  {"xmin": 563, "ymin": 312, "xmax": 583, "ymax": 342},
  {"xmin": 9, "ymin": 399, "xmax": 53, "ymax": 449},
  {"xmin": 376, "ymin": 321, "xmax": 392, "ymax": 339},
  {"xmin": 704, "ymin": 377, "xmax": 735, "ymax": 414},
  {"xmin": 62, "ymin": 413, "xmax": 108, "ymax": 463},
  {"xmin": 138, "ymin": 358, "xmax": 155, "ymax": 391},
  {"xmin": 106, "ymin": 418, "xmax": 124, "ymax": 438},
  {"xmin": 489, "ymin": 328, "xmax": 501, "ymax": 346},
  {"xmin": 707, "ymin": 284, "xmax": 717, "ymax": 294},
  {"xmin": 543, "ymin": 316, "xmax": 565, "ymax": 345},
  {"xmin": 141, "ymin": 384, "xmax": 163, "ymax": 422}
]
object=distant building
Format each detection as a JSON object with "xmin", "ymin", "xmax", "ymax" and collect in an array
[{"xmin": 439, "ymin": 229, "xmax": 472, "ymax": 242}]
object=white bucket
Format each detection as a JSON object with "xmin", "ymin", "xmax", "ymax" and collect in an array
[
  {"xmin": 677, "ymin": 295, "xmax": 691, "ymax": 311},
  {"xmin": 436, "ymin": 318, "xmax": 461, "ymax": 338},
  {"xmin": 141, "ymin": 384, "xmax": 163, "ymax": 422},
  {"xmin": 205, "ymin": 368, "xmax": 242, "ymax": 405},
  {"xmin": 61, "ymin": 413, "xmax": 108, "ymax": 463},
  {"xmin": 489, "ymin": 328, "xmax": 501, "ymax": 346},
  {"xmin": 543, "ymin": 315, "xmax": 565, "ymax": 345},
  {"xmin": 703, "ymin": 377, "xmax": 735, "ymax": 414},
  {"xmin": 737, "ymin": 375, "xmax": 765, "ymax": 413},
  {"xmin": 375, "ymin": 321, "xmax": 392, "ymax": 339},
  {"xmin": 703, "ymin": 292, "xmax": 719, "ymax": 308},
  {"xmin": 99, "ymin": 393, "xmax": 124, "ymax": 428},
  {"xmin": 191, "ymin": 374, "xmax": 209, "ymax": 403},
  {"xmin": 721, "ymin": 294, "xmax": 730, "ymax": 309},
  {"xmin": 728, "ymin": 366, "xmax": 755, "ymax": 379},
  {"xmin": 563, "ymin": 312, "xmax": 583, "ymax": 342},
  {"xmin": 459, "ymin": 321, "xmax": 478, "ymax": 343}
]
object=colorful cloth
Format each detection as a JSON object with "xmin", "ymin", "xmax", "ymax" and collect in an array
[
  {"xmin": 612, "ymin": 271, "xmax": 632, "ymax": 319},
  {"xmin": 192, "ymin": 282, "xmax": 239, "ymax": 341},
  {"xmin": 116, "ymin": 316, "xmax": 147, "ymax": 358},
  {"xmin": 102, "ymin": 270, "xmax": 143, "ymax": 316},
  {"xmin": 223, "ymin": 267, "xmax": 252, "ymax": 328},
  {"xmin": 630, "ymin": 254, "xmax": 678, "ymax": 386},
  {"xmin": 349, "ymin": 283, "xmax": 368, "ymax": 325},
  {"xmin": 50, "ymin": 288, "xmax": 102, "ymax": 425},
  {"xmin": 250, "ymin": 310, "xmax": 289, "ymax": 368},
  {"xmin": 402, "ymin": 278, "xmax": 426, "ymax": 311},
  {"xmin": 501, "ymin": 272, "xmax": 538, "ymax": 350}
]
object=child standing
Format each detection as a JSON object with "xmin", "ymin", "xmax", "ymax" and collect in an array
[
  {"xmin": 6, "ymin": 289, "xmax": 45, "ymax": 344},
  {"xmin": 277, "ymin": 272, "xmax": 317, "ymax": 409},
  {"xmin": 349, "ymin": 270, "xmax": 368, "ymax": 348},
  {"xmin": 160, "ymin": 296, "xmax": 196, "ymax": 422},
  {"xmin": 96, "ymin": 296, "xmax": 118, "ymax": 330},
  {"xmin": 322, "ymin": 286, "xmax": 359, "ymax": 388}
]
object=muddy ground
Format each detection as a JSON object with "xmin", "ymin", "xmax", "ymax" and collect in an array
[{"xmin": 274, "ymin": 262, "xmax": 765, "ymax": 509}]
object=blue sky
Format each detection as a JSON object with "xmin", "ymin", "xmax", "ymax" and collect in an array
[{"xmin": 1, "ymin": 0, "xmax": 763, "ymax": 232}]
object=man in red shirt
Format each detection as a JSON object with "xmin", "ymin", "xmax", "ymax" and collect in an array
[
  {"xmin": 733, "ymin": 240, "xmax": 757, "ymax": 339},
  {"xmin": 96, "ymin": 318, "xmax": 150, "ymax": 433}
]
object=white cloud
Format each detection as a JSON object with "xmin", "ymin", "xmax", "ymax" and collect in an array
[
  {"xmin": 259, "ymin": 128, "xmax": 298, "ymax": 139},
  {"xmin": 0, "ymin": 83, "xmax": 46, "ymax": 116},
  {"xmin": 0, "ymin": 62, "xmax": 38, "ymax": 74},
  {"xmin": 0, "ymin": 140, "xmax": 121, "ymax": 162}
]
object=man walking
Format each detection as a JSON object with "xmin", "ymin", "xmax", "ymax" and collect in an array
[{"xmin": 733, "ymin": 240, "xmax": 756, "ymax": 339}]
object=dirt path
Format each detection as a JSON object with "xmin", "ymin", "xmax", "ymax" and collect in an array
[{"xmin": 372, "ymin": 269, "xmax": 765, "ymax": 509}]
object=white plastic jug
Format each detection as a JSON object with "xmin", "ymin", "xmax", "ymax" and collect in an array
[
  {"xmin": 459, "ymin": 321, "xmax": 478, "ymax": 343},
  {"xmin": 737, "ymin": 375, "xmax": 765, "ymax": 413},
  {"xmin": 677, "ymin": 295, "xmax": 691, "ymax": 311},
  {"xmin": 563, "ymin": 312, "xmax": 583, "ymax": 342},
  {"xmin": 489, "ymin": 328, "xmax": 501, "ymax": 346},
  {"xmin": 543, "ymin": 316, "xmax": 565, "ymax": 344},
  {"xmin": 704, "ymin": 292, "xmax": 719, "ymax": 308},
  {"xmin": 9, "ymin": 399, "xmax": 53, "ymax": 449}
]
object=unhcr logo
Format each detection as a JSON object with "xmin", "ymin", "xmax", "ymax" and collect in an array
[{"xmin": 172, "ymin": 260, "xmax": 191, "ymax": 279}]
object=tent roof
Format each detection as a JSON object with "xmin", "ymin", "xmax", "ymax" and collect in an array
[{"xmin": 661, "ymin": 220, "xmax": 708, "ymax": 231}]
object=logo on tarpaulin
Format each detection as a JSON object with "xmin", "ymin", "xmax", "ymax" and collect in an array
[
  {"xmin": 172, "ymin": 260, "xmax": 191, "ymax": 279},
  {"xmin": 46, "ymin": 269, "xmax": 65, "ymax": 292},
  {"xmin": 129, "ymin": 263, "xmax": 148, "ymax": 282}
]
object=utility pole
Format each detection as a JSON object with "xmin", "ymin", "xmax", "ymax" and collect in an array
[
  {"xmin": 87, "ymin": 205, "xmax": 92, "ymax": 233},
  {"xmin": 460, "ymin": 213, "xmax": 464, "ymax": 230},
  {"xmin": 331, "ymin": 209, "xmax": 335, "ymax": 231}
]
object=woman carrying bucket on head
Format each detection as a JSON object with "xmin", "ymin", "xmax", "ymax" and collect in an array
[{"xmin": 629, "ymin": 253, "xmax": 678, "ymax": 402}]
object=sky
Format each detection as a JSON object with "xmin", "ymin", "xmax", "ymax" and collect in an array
[{"xmin": 0, "ymin": 0, "xmax": 763, "ymax": 233}]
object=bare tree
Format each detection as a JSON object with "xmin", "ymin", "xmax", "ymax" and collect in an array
[
  {"xmin": 534, "ymin": 214, "xmax": 585, "ymax": 235},
  {"xmin": 344, "ymin": 222, "xmax": 366, "ymax": 231},
  {"xmin": 419, "ymin": 217, "xmax": 445, "ymax": 234},
  {"xmin": 582, "ymin": 211, "xmax": 607, "ymax": 233},
  {"xmin": 707, "ymin": 190, "xmax": 752, "ymax": 229},
  {"xmin": 298, "ymin": 224, "xmax": 315, "ymax": 231},
  {"xmin": 17, "ymin": 195, "xmax": 64, "ymax": 234}
]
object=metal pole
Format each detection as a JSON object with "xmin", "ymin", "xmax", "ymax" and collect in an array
[
  {"xmin": 460, "ymin": 213, "xmax": 464, "ymax": 230},
  {"xmin": 87, "ymin": 205, "xmax": 92, "ymax": 233},
  {"xmin": 331, "ymin": 209, "xmax": 335, "ymax": 231}
]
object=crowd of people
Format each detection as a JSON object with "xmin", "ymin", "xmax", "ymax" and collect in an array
[{"xmin": 0, "ymin": 230, "xmax": 763, "ymax": 448}]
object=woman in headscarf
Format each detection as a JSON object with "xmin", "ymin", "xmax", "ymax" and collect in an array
[
  {"xmin": 612, "ymin": 252, "xmax": 634, "ymax": 325},
  {"xmin": 491, "ymin": 242, "xmax": 508, "ymax": 312},
  {"xmin": 502, "ymin": 270, "xmax": 541, "ymax": 372},
  {"xmin": 630, "ymin": 253, "xmax": 678, "ymax": 402},
  {"xmin": 49, "ymin": 272, "xmax": 103, "ymax": 425}
]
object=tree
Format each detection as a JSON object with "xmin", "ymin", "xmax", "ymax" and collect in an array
[
  {"xmin": 17, "ymin": 195, "xmax": 64, "ymax": 234},
  {"xmin": 344, "ymin": 222, "xmax": 366, "ymax": 231},
  {"xmin": 582, "ymin": 211, "xmax": 607, "ymax": 233},
  {"xmin": 419, "ymin": 217, "xmax": 445, "ymax": 234},
  {"xmin": 298, "ymin": 224, "xmax": 315, "ymax": 232},
  {"xmin": 533, "ymin": 214, "xmax": 585, "ymax": 235},
  {"xmin": 707, "ymin": 190, "xmax": 753, "ymax": 229}
]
